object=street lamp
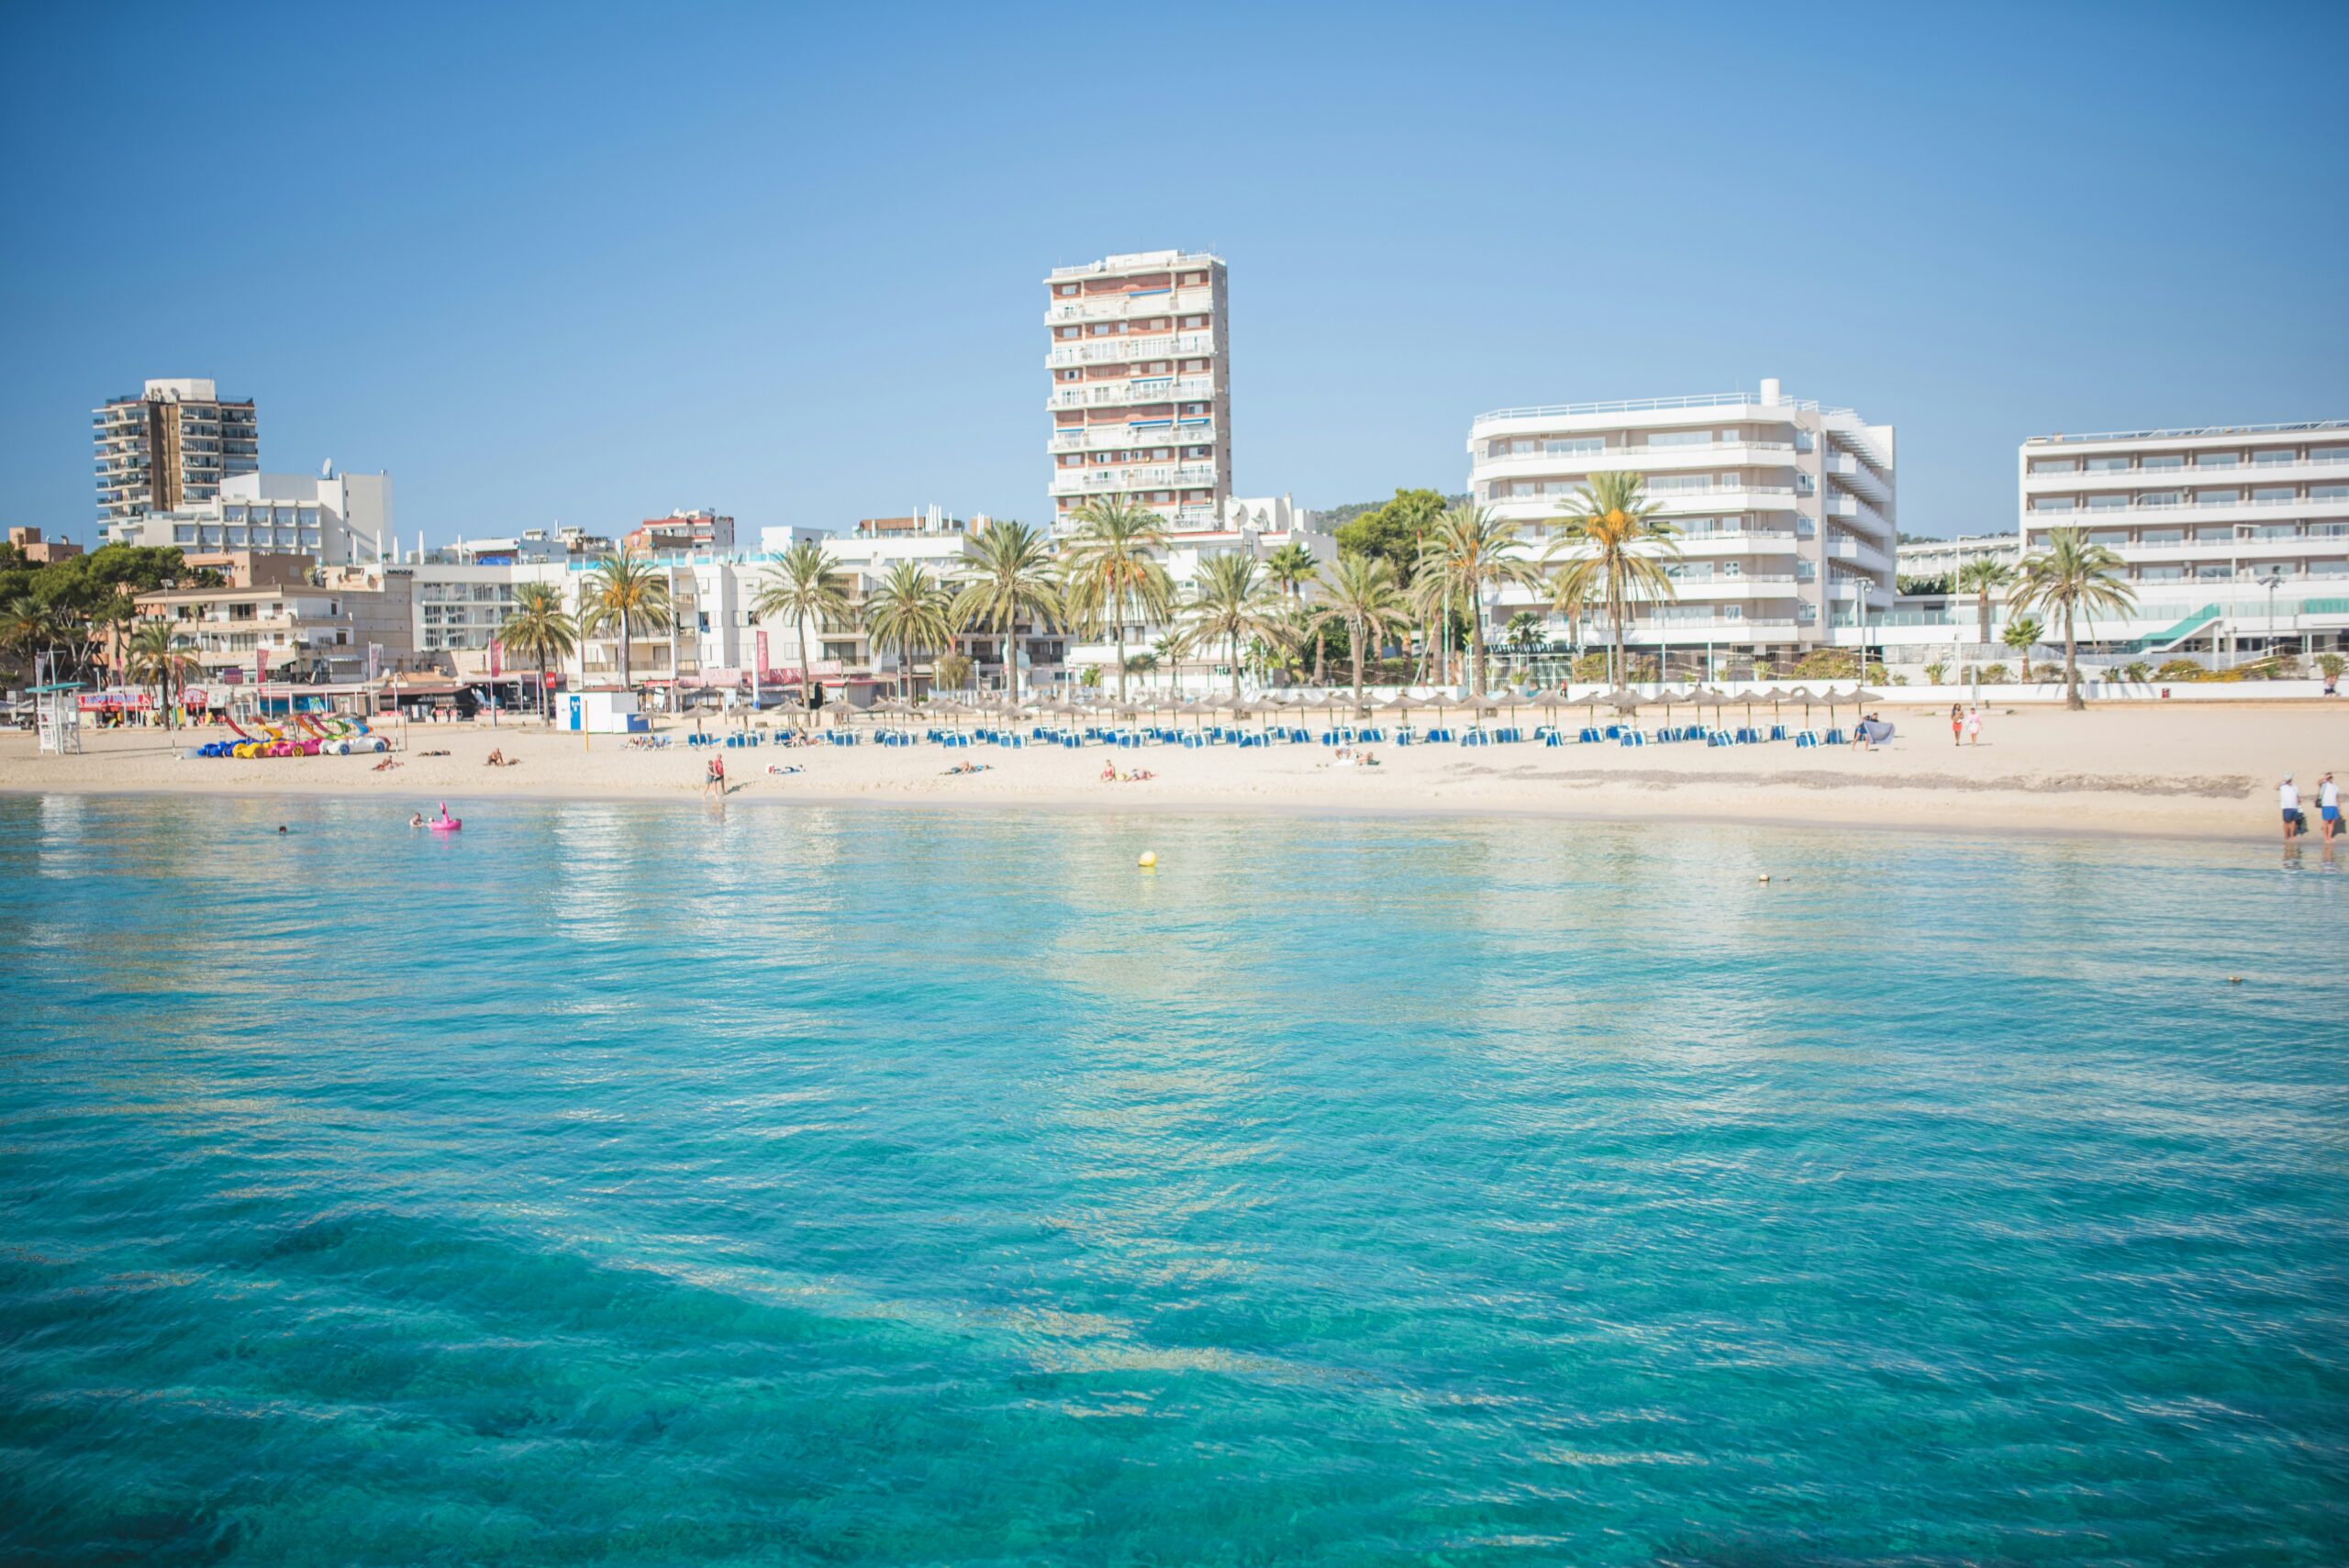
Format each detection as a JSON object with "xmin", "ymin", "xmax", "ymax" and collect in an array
[{"xmin": 2262, "ymin": 569, "xmax": 2284, "ymax": 662}]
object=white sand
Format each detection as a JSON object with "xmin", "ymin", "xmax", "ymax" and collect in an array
[{"xmin": 5, "ymin": 702, "xmax": 2343, "ymax": 841}]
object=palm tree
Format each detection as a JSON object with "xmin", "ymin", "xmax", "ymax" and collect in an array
[
  {"xmin": 89, "ymin": 594, "xmax": 142, "ymax": 686},
  {"xmin": 1183, "ymin": 552, "xmax": 1284, "ymax": 700},
  {"xmin": 2012, "ymin": 527, "xmax": 2136, "ymax": 709},
  {"xmin": 497, "ymin": 582, "xmax": 577, "ymax": 721},
  {"xmin": 1307, "ymin": 553, "xmax": 1412, "ymax": 713},
  {"xmin": 1059, "ymin": 497, "xmax": 1174, "ymax": 702},
  {"xmin": 580, "ymin": 549, "xmax": 674, "ymax": 696},
  {"xmin": 752, "ymin": 539, "xmax": 853, "ymax": 711},
  {"xmin": 950, "ymin": 519, "xmax": 1060, "ymax": 702},
  {"xmin": 1416, "ymin": 503, "xmax": 1542, "ymax": 698},
  {"xmin": 1264, "ymin": 542, "xmax": 1322, "ymax": 605},
  {"xmin": 1543, "ymin": 473, "xmax": 1680, "ymax": 686},
  {"xmin": 861, "ymin": 560, "xmax": 955, "ymax": 700},
  {"xmin": 124, "ymin": 618, "xmax": 200, "ymax": 728},
  {"xmin": 1151, "ymin": 629, "xmax": 1192, "ymax": 698},
  {"xmin": 0, "ymin": 596, "xmax": 59, "ymax": 682},
  {"xmin": 2002, "ymin": 614, "xmax": 2045, "ymax": 683},
  {"xmin": 1956, "ymin": 558, "xmax": 2012, "ymax": 651}
]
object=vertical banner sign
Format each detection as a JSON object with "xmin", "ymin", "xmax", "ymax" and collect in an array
[{"xmin": 489, "ymin": 639, "xmax": 504, "ymax": 679}]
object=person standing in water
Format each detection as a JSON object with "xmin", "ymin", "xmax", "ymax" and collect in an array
[
  {"xmin": 2319, "ymin": 772, "xmax": 2340, "ymax": 843},
  {"xmin": 705, "ymin": 752, "xmax": 726, "ymax": 800},
  {"xmin": 2280, "ymin": 775, "xmax": 2303, "ymax": 843}
]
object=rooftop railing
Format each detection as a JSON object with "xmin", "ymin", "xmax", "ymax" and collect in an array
[
  {"xmin": 2027, "ymin": 418, "xmax": 2349, "ymax": 446},
  {"xmin": 1475, "ymin": 392, "xmax": 1852, "ymax": 426}
]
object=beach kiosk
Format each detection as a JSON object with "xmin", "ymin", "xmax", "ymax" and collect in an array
[{"xmin": 562, "ymin": 688, "xmax": 648, "ymax": 734}]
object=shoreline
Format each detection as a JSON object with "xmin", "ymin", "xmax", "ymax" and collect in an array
[{"xmin": 6, "ymin": 701, "xmax": 2340, "ymax": 848}]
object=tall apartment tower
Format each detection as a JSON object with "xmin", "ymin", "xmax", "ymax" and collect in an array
[
  {"xmin": 1044, "ymin": 250, "xmax": 1230, "ymax": 532},
  {"xmin": 93, "ymin": 378, "xmax": 259, "ymax": 524},
  {"xmin": 1465, "ymin": 378, "xmax": 1897, "ymax": 667}
]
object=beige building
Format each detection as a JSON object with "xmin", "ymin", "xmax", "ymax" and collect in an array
[
  {"xmin": 1046, "ymin": 250, "xmax": 1231, "ymax": 532},
  {"xmin": 137, "ymin": 553, "xmax": 416, "ymax": 683}
]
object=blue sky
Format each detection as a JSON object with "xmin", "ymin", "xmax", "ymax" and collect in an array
[{"xmin": 4, "ymin": 1, "xmax": 2343, "ymax": 546}]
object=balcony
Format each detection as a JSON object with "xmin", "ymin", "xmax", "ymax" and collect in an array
[
  {"xmin": 1048, "ymin": 376, "xmax": 1216, "ymax": 410},
  {"xmin": 1045, "ymin": 331, "xmax": 1214, "ymax": 368},
  {"xmin": 1043, "ymin": 287, "xmax": 1213, "ymax": 326}
]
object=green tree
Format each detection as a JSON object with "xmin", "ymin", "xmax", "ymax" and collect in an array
[
  {"xmin": 1956, "ymin": 558, "xmax": 2012, "ymax": 649},
  {"xmin": 123, "ymin": 618, "xmax": 201, "ymax": 728},
  {"xmin": 1182, "ymin": 553, "xmax": 1284, "ymax": 700},
  {"xmin": 1151, "ymin": 629, "xmax": 1192, "ymax": 695},
  {"xmin": 580, "ymin": 548, "xmax": 674, "ymax": 695},
  {"xmin": 0, "ymin": 596, "xmax": 61, "ymax": 681},
  {"xmin": 2001, "ymin": 614, "xmax": 2045, "ymax": 683},
  {"xmin": 1543, "ymin": 473, "xmax": 1680, "ymax": 686},
  {"xmin": 497, "ymin": 581, "xmax": 577, "ymax": 721},
  {"xmin": 1059, "ymin": 497, "xmax": 1174, "ymax": 701},
  {"xmin": 1416, "ymin": 503, "xmax": 1542, "ymax": 697},
  {"xmin": 1307, "ymin": 553, "xmax": 1413, "ymax": 713},
  {"xmin": 861, "ymin": 560, "xmax": 955, "ymax": 700},
  {"xmin": 950, "ymin": 520, "xmax": 1060, "ymax": 702},
  {"xmin": 2010, "ymin": 526, "xmax": 2138, "ymax": 710},
  {"xmin": 753, "ymin": 539, "xmax": 853, "ymax": 710},
  {"xmin": 1331, "ymin": 488, "xmax": 1448, "ymax": 582}
]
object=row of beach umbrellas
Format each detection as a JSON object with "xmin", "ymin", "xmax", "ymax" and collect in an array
[{"xmin": 819, "ymin": 684, "xmax": 1885, "ymax": 731}]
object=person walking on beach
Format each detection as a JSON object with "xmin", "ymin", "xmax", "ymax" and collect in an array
[
  {"xmin": 1964, "ymin": 705, "xmax": 1983, "ymax": 746},
  {"xmin": 2320, "ymin": 772, "xmax": 2341, "ymax": 843},
  {"xmin": 1950, "ymin": 703, "xmax": 1964, "ymax": 747},
  {"xmin": 2279, "ymin": 775, "xmax": 2303, "ymax": 843},
  {"xmin": 705, "ymin": 752, "xmax": 726, "ymax": 800}
]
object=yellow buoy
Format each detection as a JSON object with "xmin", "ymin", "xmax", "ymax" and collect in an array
[
  {"xmin": 1758, "ymin": 873, "xmax": 1771, "ymax": 883},
  {"xmin": 1138, "ymin": 851, "xmax": 1157, "ymax": 869}
]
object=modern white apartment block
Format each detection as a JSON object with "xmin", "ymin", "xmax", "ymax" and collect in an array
[
  {"xmin": 100, "ymin": 467, "xmax": 392, "ymax": 566},
  {"xmin": 94, "ymin": 378, "xmax": 259, "ymax": 522},
  {"xmin": 2018, "ymin": 420, "xmax": 2349, "ymax": 659},
  {"xmin": 1467, "ymin": 379, "xmax": 1897, "ymax": 665},
  {"xmin": 1045, "ymin": 250, "xmax": 1230, "ymax": 532},
  {"xmin": 1895, "ymin": 532, "xmax": 2021, "ymax": 582}
]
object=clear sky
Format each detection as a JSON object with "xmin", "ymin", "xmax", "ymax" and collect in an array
[{"xmin": 4, "ymin": 1, "xmax": 2343, "ymax": 547}]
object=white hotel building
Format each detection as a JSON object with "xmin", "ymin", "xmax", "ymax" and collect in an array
[
  {"xmin": 2017, "ymin": 420, "xmax": 2349, "ymax": 661},
  {"xmin": 1466, "ymin": 380, "xmax": 1897, "ymax": 670},
  {"xmin": 1045, "ymin": 250, "xmax": 1230, "ymax": 532}
]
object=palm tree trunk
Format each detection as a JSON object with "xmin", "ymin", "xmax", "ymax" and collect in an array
[
  {"xmin": 1468, "ymin": 595, "xmax": 1486, "ymax": 699},
  {"xmin": 1114, "ymin": 617, "xmax": 1127, "ymax": 703},
  {"xmin": 798, "ymin": 610, "xmax": 814, "ymax": 726},
  {"xmin": 2064, "ymin": 604, "xmax": 2083, "ymax": 710},
  {"xmin": 1007, "ymin": 617, "xmax": 1020, "ymax": 701},
  {"xmin": 1351, "ymin": 624, "xmax": 1365, "ymax": 712},
  {"xmin": 1977, "ymin": 591, "xmax": 1991, "ymax": 649},
  {"xmin": 1230, "ymin": 632, "xmax": 1241, "ymax": 700}
]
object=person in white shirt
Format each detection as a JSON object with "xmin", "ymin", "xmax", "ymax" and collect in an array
[
  {"xmin": 2320, "ymin": 772, "xmax": 2341, "ymax": 843},
  {"xmin": 2279, "ymin": 776, "xmax": 2301, "ymax": 843}
]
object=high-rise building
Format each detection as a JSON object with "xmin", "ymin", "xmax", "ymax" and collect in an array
[
  {"xmin": 1044, "ymin": 250, "xmax": 1230, "ymax": 532},
  {"xmin": 1466, "ymin": 378, "xmax": 1897, "ymax": 670},
  {"xmin": 93, "ymin": 378, "xmax": 259, "ymax": 523}
]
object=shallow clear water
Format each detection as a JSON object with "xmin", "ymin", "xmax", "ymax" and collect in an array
[{"xmin": 3, "ymin": 794, "xmax": 2346, "ymax": 1566}]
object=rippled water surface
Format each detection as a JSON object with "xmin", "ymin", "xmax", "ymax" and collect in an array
[{"xmin": 4, "ymin": 794, "xmax": 2347, "ymax": 1565}]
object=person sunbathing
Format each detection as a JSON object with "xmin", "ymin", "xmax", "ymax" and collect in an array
[
  {"xmin": 374, "ymin": 757, "xmax": 402, "ymax": 772},
  {"xmin": 1100, "ymin": 762, "xmax": 1119, "ymax": 783},
  {"xmin": 765, "ymin": 762, "xmax": 803, "ymax": 776},
  {"xmin": 944, "ymin": 762, "xmax": 990, "ymax": 775},
  {"xmin": 1127, "ymin": 769, "xmax": 1156, "ymax": 782},
  {"xmin": 484, "ymin": 748, "xmax": 506, "ymax": 766}
]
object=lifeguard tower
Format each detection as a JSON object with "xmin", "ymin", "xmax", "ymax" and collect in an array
[{"xmin": 30, "ymin": 651, "xmax": 83, "ymax": 755}]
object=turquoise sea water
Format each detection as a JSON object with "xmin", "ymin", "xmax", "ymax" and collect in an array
[{"xmin": 3, "ymin": 794, "xmax": 2346, "ymax": 1566}]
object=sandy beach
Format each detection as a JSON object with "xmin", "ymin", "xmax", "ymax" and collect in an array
[{"xmin": 6, "ymin": 701, "xmax": 2344, "ymax": 841}]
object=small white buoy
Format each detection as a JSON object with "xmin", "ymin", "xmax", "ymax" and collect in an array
[
  {"xmin": 1138, "ymin": 851, "xmax": 1157, "ymax": 870},
  {"xmin": 1757, "ymin": 873, "xmax": 1771, "ymax": 884}
]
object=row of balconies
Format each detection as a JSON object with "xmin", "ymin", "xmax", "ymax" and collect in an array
[
  {"xmin": 1049, "ymin": 377, "xmax": 1216, "ymax": 410},
  {"xmin": 1043, "ymin": 287, "xmax": 1213, "ymax": 326},
  {"xmin": 1045, "ymin": 332, "xmax": 1214, "ymax": 368},
  {"xmin": 1049, "ymin": 425, "xmax": 1216, "ymax": 453},
  {"xmin": 2029, "ymin": 495, "xmax": 2349, "ymax": 524}
]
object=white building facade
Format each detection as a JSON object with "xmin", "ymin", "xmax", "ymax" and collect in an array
[
  {"xmin": 101, "ymin": 467, "xmax": 392, "ymax": 566},
  {"xmin": 2017, "ymin": 420, "xmax": 2349, "ymax": 661},
  {"xmin": 1466, "ymin": 380, "xmax": 1897, "ymax": 671},
  {"xmin": 1046, "ymin": 250, "xmax": 1231, "ymax": 532}
]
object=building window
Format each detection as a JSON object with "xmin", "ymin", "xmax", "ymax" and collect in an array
[
  {"xmin": 2197, "ymin": 452, "xmax": 2239, "ymax": 468},
  {"xmin": 2142, "ymin": 454, "xmax": 2185, "ymax": 470},
  {"xmin": 2252, "ymin": 450, "xmax": 2298, "ymax": 465},
  {"xmin": 1542, "ymin": 437, "xmax": 1604, "ymax": 457},
  {"xmin": 2085, "ymin": 456, "xmax": 2131, "ymax": 471},
  {"xmin": 2029, "ymin": 458, "xmax": 2077, "ymax": 474}
]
